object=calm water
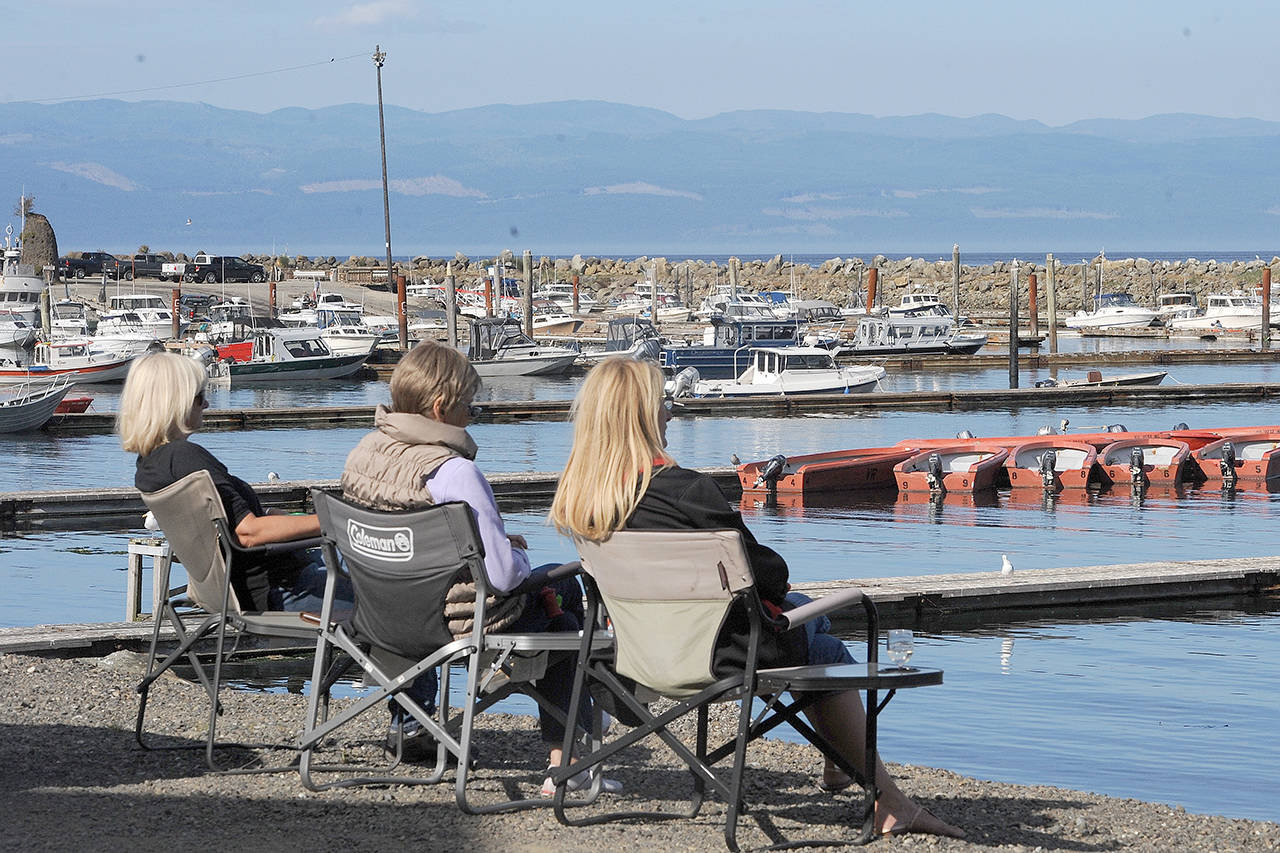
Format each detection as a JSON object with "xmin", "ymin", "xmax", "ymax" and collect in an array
[{"xmin": 3, "ymin": 364, "xmax": 1279, "ymax": 823}]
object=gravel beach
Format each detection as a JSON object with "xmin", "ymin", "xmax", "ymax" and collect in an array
[{"xmin": 4, "ymin": 653, "xmax": 1276, "ymax": 852}]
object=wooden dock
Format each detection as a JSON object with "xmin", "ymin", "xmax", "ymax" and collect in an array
[
  {"xmin": 4, "ymin": 555, "xmax": 1275, "ymax": 655},
  {"xmin": 0, "ymin": 469, "xmax": 742, "ymax": 533},
  {"xmin": 36, "ymin": 380, "xmax": 1280, "ymax": 435}
]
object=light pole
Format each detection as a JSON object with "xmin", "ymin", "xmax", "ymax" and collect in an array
[{"xmin": 373, "ymin": 45, "xmax": 404, "ymax": 349}]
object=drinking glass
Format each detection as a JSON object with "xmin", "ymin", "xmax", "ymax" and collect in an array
[{"xmin": 886, "ymin": 629, "xmax": 915, "ymax": 670}]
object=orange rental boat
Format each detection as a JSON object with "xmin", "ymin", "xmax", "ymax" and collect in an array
[
  {"xmin": 1191, "ymin": 433, "xmax": 1280, "ymax": 489},
  {"xmin": 894, "ymin": 444, "xmax": 1010, "ymax": 493},
  {"xmin": 895, "ymin": 426, "xmax": 1259, "ymax": 454},
  {"xmin": 1097, "ymin": 438, "xmax": 1191, "ymax": 486},
  {"xmin": 736, "ymin": 446, "xmax": 917, "ymax": 495},
  {"xmin": 1004, "ymin": 439, "xmax": 1098, "ymax": 490}
]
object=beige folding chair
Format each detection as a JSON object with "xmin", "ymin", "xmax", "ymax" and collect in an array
[
  {"xmin": 549, "ymin": 528, "xmax": 945, "ymax": 850},
  {"xmin": 300, "ymin": 489, "xmax": 610, "ymax": 813},
  {"xmin": 136, "ymin": 469, "xmax": 320, "ymax": 771}
]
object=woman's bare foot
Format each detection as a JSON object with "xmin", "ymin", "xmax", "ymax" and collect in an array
[{"xmin": 877, "ymin": 801, "xmax": 965, "ymax": 839}]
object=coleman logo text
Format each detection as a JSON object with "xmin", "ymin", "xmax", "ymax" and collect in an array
[{"xmin": 346, "ymin": 519, "xmax": 414, "ymax": 561}]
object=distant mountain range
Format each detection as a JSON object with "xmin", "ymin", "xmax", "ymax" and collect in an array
[{"xmin": 3, "ymin": 99, "xmax": 1279, "ymax": 258}]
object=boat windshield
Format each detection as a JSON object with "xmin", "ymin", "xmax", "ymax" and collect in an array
[{"xmin": 1098, "ymin": 293, "xmax": 1139, "ymax": 308}]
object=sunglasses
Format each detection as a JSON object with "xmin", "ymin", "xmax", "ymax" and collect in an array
[
  {"xmin": 467, "ymin": 403, "xmax": 483, "ymax": 419},
  {"xmin": 194, "ymin": 391, "xmax": 208, "ymax": 407}
]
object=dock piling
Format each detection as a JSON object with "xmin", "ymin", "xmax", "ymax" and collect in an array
[
  {"xmin": 1046, "ymin": 253, "xmax": 1058, "ymax": 353},
  {"xmin": 1009, "ymin": 260, "xmax": 1020, "ymax": 388},
  {"xmin": 522, "ymin": 249, "xmax": 533, "ymax": 337},
  {"xmin": 867, "ymin": 267, "xmax": 878, "ymax": 310},
  {"xmin": 952, "ymin": 244, "xmax": 961, "ymax": 319},
  {"xmin": 1028, "ymin": 271, "xmax": 1039, "ymax": 339},
  {"xmin": 125, "ymin": 538, "xmax": 171, "ymax": 622},
  {"xmin": 445, "ymin": 263, "xmax": 458, "ymax": 348},
  {"xmin": 396, "ymin": 273, "xmax": 408, "ymax": 350},
  {"xmin": 170, "ymin": 288, "xmax": 181, "ymax": 339},
  {"xmin": 1263, "ymin": 267, "xmax": 1272, "ymax": 351}
]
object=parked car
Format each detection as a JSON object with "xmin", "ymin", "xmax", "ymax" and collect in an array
[
  {"xmin": 188, "ymin": 254, "xmax": 267, "ymax": 284},
  {"xmin": 58, "ymin": 251, "xmax": 125, "ymax": 279}
]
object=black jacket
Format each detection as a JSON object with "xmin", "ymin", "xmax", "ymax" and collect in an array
[{"xmin": 625, "ymin": 465, "xmax": 807, "ymax": 672}]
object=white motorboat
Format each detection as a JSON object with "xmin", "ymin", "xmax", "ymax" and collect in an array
[
  {"xmin": 200, "ymin": 297, "xmax": 256, "ymax": 342},
  {"xmin": 535, "ymin": 280, "xmax": 600, "ymax": 313},
  {"xmin": 465, "ymin": 317, "xmax": 578, "ymax": 377},
  {"xmin": 668, "ymin": 346, "xmax": 885, "ymax": 398},
  {"xmin": 837, "ymin": 312, "xmax": 987, "ymax": 356},
  {"xmin": 0, "ymin": 338, "xmax": 138, "ymax": 384},
  {"xmin": 530, "ymin": 299, "xmax": 584, "ymax": 334},
  {"xmin": 1155, "ymin": 292, "xmax": 1197, "ymax": 322},
  {"xmin": 0, "ymin": 223, "xmax": 46, "ymax": 326},
  {"xmin": 228, "ymin": 328, "xmax": 371, "ymax": 383},
  {"xmin": 0, "ymin": 374, "xmax": 76, "ymax": 432},
  {"xmin": 694, "ymin": 287, "xmax": 777, "ymax": 321},
  {"xmin": 1167, "ymin": 293, "xmax": 1270, "ymax": 332},
  {"xmin": 315, "ymin": 307, "xmax": 392, "ymax": 355},
  {"xmin": 1033, "ymin": 369, "xmax": 1167, "ymax": 388},
  {"xmin": 0, "ymin": 317, "xmax": 37, "ymax": 347},
  {"xmin": 1063, "ymin": 293, "xmax": 1158, "ymax": 330},
  {"xmin": 98, "ymin": 293, "xmax": 185, "ymax": 340},
  {"xmin": 49, "ymin": 299, "xmax": 91, "ymax": 338}
]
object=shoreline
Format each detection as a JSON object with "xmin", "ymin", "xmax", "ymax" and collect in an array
[{"xmin": 5, "ymin": 653, "xmax": 1276, "ymax": 851}]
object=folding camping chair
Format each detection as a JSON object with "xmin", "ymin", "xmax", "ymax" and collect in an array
[
  {"xmin": 300, "ymin": 490, "xmax": 609, "ymax": 813},
  {"xmin": 549, "ymin": 528, "xmax": 945, "ymax": 850},
  {"xmin": 136, "ymin": 469, "xmax": 321, "ymax": 772}
]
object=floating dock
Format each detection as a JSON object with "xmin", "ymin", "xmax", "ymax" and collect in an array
[
  {"xmin": 4, "ymin": 555, "xmax": 1275, "ymax": 655},
  {"xmin": 36, "ymin": 381, "xmax": 1280, "ymax": 435}
]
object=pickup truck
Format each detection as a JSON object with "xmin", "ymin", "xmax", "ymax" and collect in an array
[
  {"xmin": 187, "ymin": 254, "xmax": 267, "ymax": 284},
  {"xmin": 58, "ymin": 251, "xmax": 126, "ymax": 279},
  {"xmin": 119, "ymin": 253, "xmax": 167, "ymax": 280}
]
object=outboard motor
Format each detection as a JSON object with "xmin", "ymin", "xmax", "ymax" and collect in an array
[
  {"xmin": 955, "ymin": 429, "xmax": 975, "ymax": 440},
  {"xmin": 1107, "ymin": 423, "xmax": 1128, "ymax": 433},
  {"xmin": 1219, "ymin": 442, "xmax": 1238, "ymax": 489},
  {"xmin": 632, "ymin": 338, "xmax": 662, "ymax": 363},
  {"xmin": 1171, "ymin": 422, "xmax": 1189, "ymax": 432},
  {"xmin": 1129, "ymin": 447, "xmax": 1147, "ymax": 492},
  {"xmin": 667, "ymin": 366, "xmax": 700, "ymax": 399},
  {"xmin": 754, "ymin": 454, "xmax": 788, "ymax": 508},
  {"xmin": 1039, "ymin": 449, "xmax": 1058, "ymax": 490},
  {"xmin": 926, "ymin": 452, "xmax": 946, "ymax": 494}
]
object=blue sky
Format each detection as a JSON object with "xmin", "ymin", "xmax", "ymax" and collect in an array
[{"xmin": 5, "ymin": 1, "xmax": 1278, "ymax": 123}]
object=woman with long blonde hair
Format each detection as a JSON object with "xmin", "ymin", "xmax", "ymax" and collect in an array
[{"xmin": 550, "ymin": 357, "xmax": 963, "ymax": 839}]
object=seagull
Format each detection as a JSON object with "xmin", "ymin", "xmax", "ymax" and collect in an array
[
  {"xmin": 186, "ymin": 218, "xmax": 192, "ymax": 226},
  {"xmin": 1000, "ymin": 554, "xmax": 1014, "ymax": 575},
  {"xmin": 267, "ymin": 471, "xmax": 280, "ymax": 481},
  {"xmin": 1059, "ymin": 418, "xmax": 1070, "ymax": 434},
  {"xmin": 730, "ymin": 453, "xmax": 741, "ymax": 465}
]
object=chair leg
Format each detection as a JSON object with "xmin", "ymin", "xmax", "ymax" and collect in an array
[{"xmin": 135, "ymin": 606, "xmax": 220, "ymax": 751}]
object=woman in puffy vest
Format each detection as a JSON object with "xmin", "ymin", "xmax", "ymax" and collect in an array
[{"xmin": 342, "ymin": 341, "xmax": 617, "ymax": 794}]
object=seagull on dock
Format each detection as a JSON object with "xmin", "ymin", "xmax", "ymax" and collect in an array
[
  {"xmin": 730, "ymin": 453, "xmax": 741, "ymax": 465},
  {"xmin": 267, "ymin": 471, "xmax": 280, "ymax": 482},
  {"xmin": 1000, "ymin": 554, "xmax": 1014, "ymax": 575}
]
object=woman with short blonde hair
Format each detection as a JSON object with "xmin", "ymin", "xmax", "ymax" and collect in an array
[
  {"xmin": 549, "ymin": 356, "xmax": 964, "ymax": 840},
  {"xmin": 119, "ymin": 352, "xmax": 338, "ymax": 613},
  {"xmin": 117, "ymin": 349, "xmax": 207, "ymax": 457}
]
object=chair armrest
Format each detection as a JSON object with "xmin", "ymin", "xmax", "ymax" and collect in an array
[
  {"xmin": 231, "ymin": 535, "xmax": 323, "ymax": 557},
  {"xmin": 781, "ymin": 587, "xmax": 867, "ymax": 630},
  {"xmin": 507, "ymin": 560, "xmax": 582, "ymax": 595}
]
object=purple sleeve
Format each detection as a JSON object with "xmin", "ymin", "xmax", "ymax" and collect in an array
[{"xmin": 427, "ymin": 457, "xmax": 531, "ymax": 593}]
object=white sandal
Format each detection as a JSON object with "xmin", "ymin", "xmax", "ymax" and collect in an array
[{"xmin": 541, "ymin": 765, "xmax": 623, "ymax": 797}]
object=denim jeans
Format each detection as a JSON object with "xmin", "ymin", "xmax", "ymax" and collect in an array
[{"xmin": 785, "ymin": 591, "xmax": 855, "ymax": 666}]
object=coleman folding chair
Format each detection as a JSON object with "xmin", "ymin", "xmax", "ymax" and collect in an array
[
  {"xmin": 136, "ymin": 469, "xmax": 321, "ymax": 772},
  {"xmin": 300, "ymin": 490, "xmax": 609, "ymax": 813},
  {"xmin": 550, "ymin": 528, "xmax": 944, "ymax": 850}
]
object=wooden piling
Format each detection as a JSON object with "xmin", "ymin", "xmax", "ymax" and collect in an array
[
  {"xmin": 1028, "ymin": 271, "xmax": 1039, "ymax": 338},
  {"xmin": 729, "ymin": 256, "xmax": 739, "ymax": 299},
  {"xmin": 1046, "ymin": 253, "xmax": 1058, "ymax": 353},
  {"xmin": 1263, "ymin": 267, "xmax": 1272, "ymax": 351},
  {"xmin": 572, "ymin": 273, "xmax": 580, "ymax": 315},
  {"xmin": 396, "ymin": 274, "xmax": 408, "ymax": 350},
  {"xmin": 170, "ymin": 289, "xmax": 181, "ymax": 339},
  {"xmin": 484, "ymin": 266, "xmax": 494, "ymax": 317},
  {"xmin": 951, "ymin": 244, "xmax": 961, "ymax": 318},
  {"xmin": 522, "ymin": 249, "xmax": 534, "ymax": 336},
  {"xmin": 1009, "ymin": 260, "xmax": 1019, "ymax": 388},
  {"xmin": 445, "ymin": 264, "xmax": 458, "ymax": 348},
  {"xmin": 867, "ymin": 267, "xmax": 878, "ymax": 310}
]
